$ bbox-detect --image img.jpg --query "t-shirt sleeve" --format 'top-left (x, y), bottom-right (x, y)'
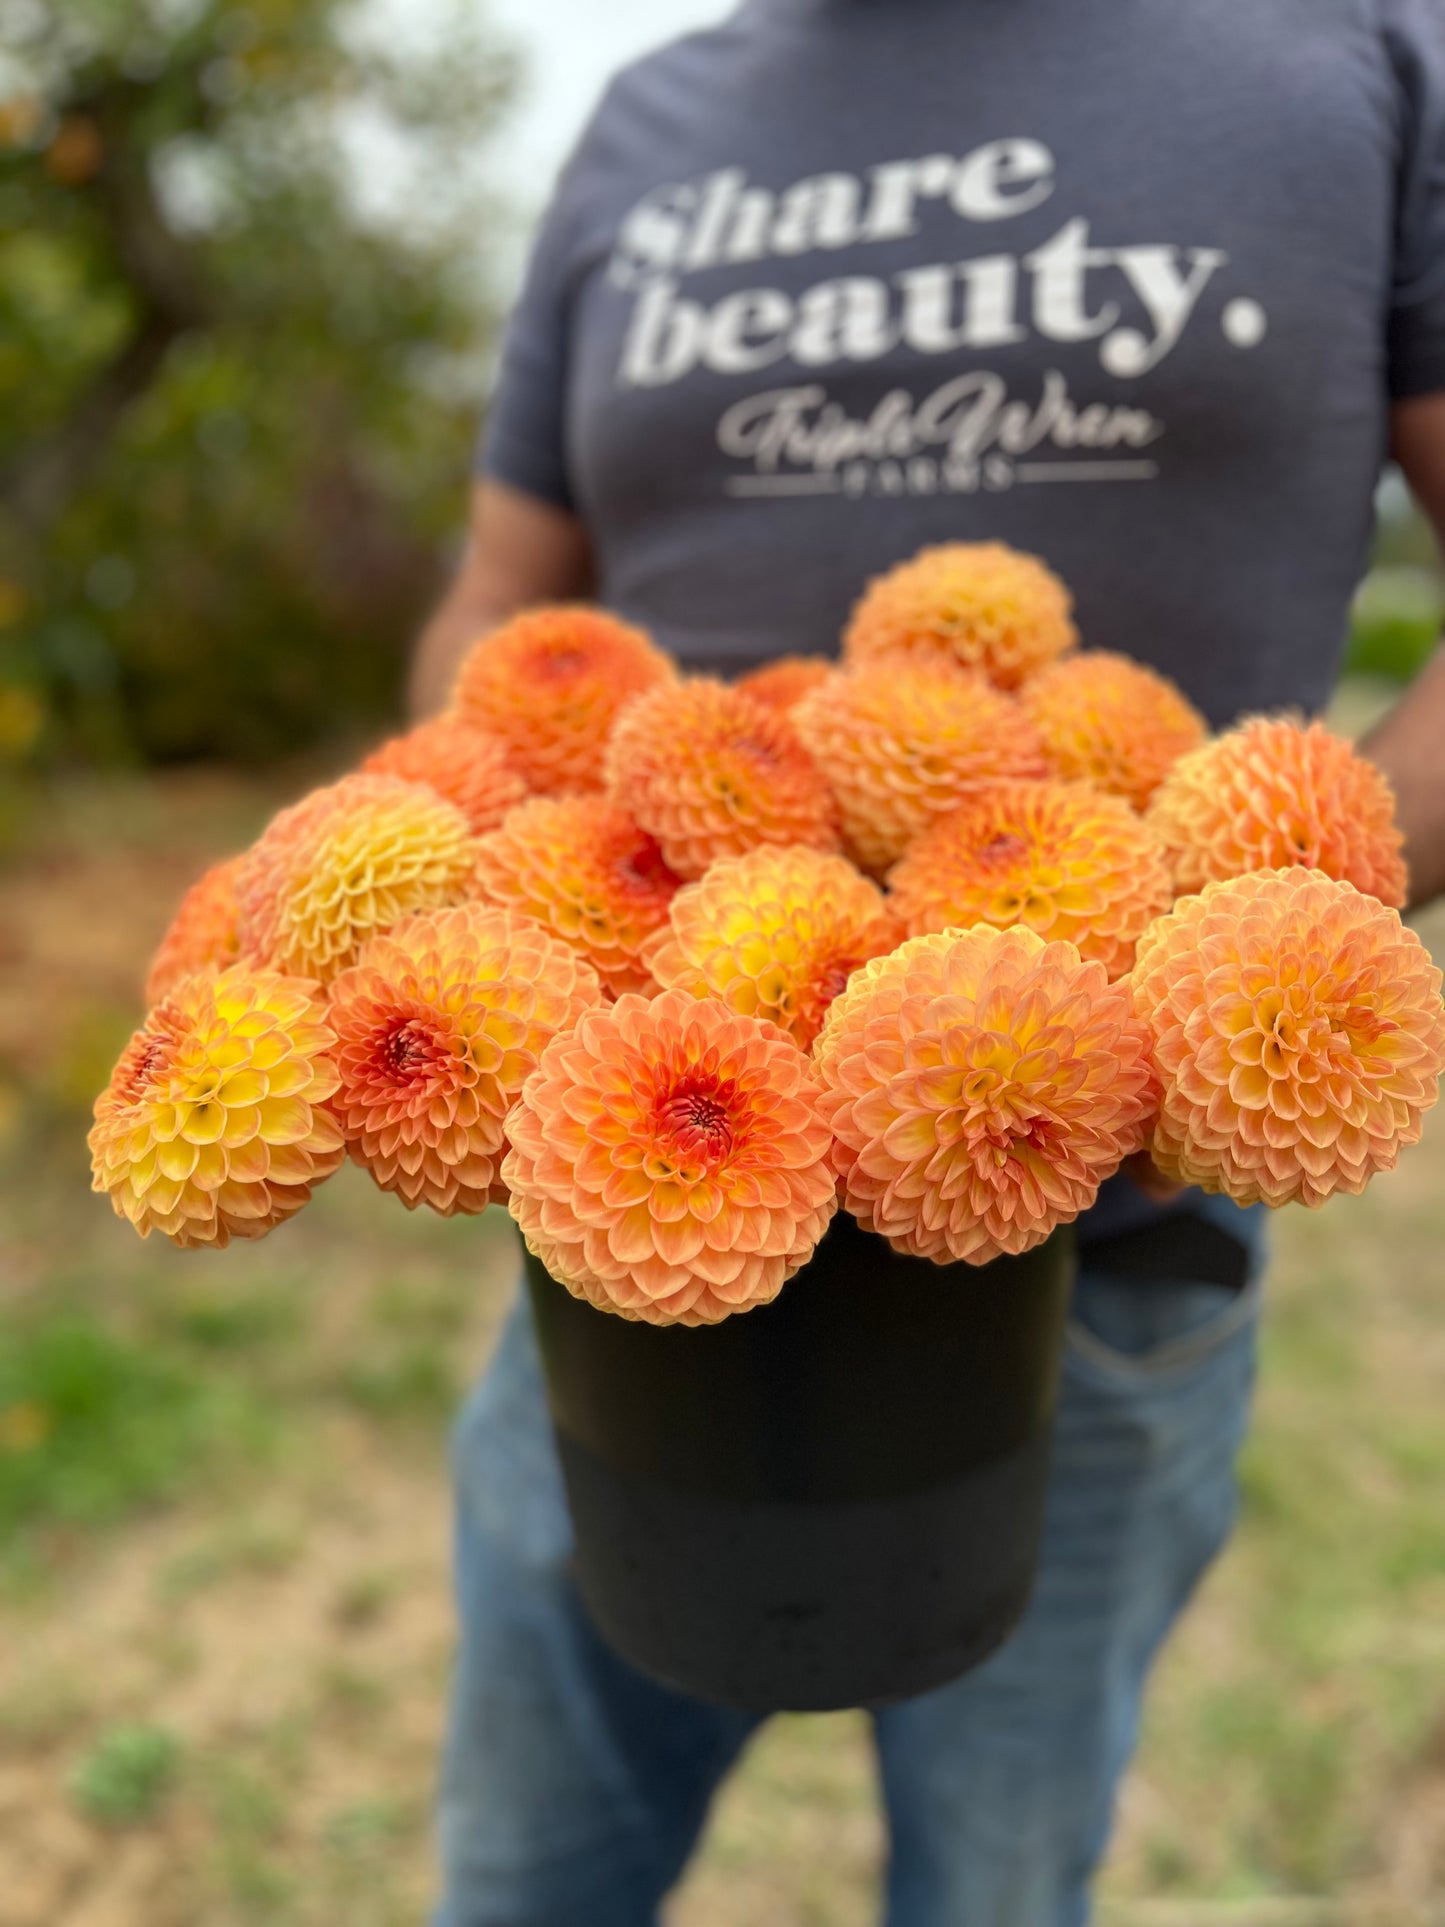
top-left (1383, 0), bottom-right (1445, 398)
top-left (477, 137), bottom-right (602, 510)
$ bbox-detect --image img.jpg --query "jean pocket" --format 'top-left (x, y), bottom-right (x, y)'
top-left (1064, 1266), bottom-right (1263, 1382)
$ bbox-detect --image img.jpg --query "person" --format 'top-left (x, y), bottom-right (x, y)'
top-left (412, 3), bottom-right (1445, 1921)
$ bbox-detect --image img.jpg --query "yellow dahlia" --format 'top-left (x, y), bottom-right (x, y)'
top-left (472, 797), bottom-right (681, 997)
top-left (604, 678), bottom-right (839, 880)
top-left (144, 856), bottom-right (244, 1005)
top-left (327, 904), bottom-right (602, 1215)
top-left (736, 656), bottom-right (835, 713)
top-left (843, 542), bottom-right (1077, 690)
top-left (792, 661), bottom-right (1048, 877)
top-left (1020, 651), bottom-right (1208, 809)
top-left (815, 926), bottom-right (1156, 1264)
top-left (235, 774), bottom-right (476, 984)
top-left (89, 967), bottom-right (343, 1248)
top-left (451, 606), bottom-right (676, 795)
top-left (362, 715), bottom-right (527, 835)
top-left (645, 845), bottom-right (900, 1049)
top-left (503, 989), bottom-right (838, 1325)
top-left (1131, 869), bottom-right (1445, 1208)
top-left (1145, 716), bottom-right (1409, 906)
top-left (886, 779), bottom-right (1173, 980)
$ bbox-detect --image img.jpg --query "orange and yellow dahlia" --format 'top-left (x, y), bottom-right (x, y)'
top-left (503, 989), bottom-right (838, 1324)
top-left (645, 844), bottom-right (899, 1048)
top-left (327, 904), bottom-right (602, 1215)
top-left (736, 656), bottom-right (835, 714)
top-left (886, 779), bottom-right (1173, 980)
top-left (1145, 716), bottom-right (1408, 906)
top-left (604, 678), bottom-right (839, 879)
top-left (1131, 869), bottom-right (1445, 1208)
top-left (472, 797), bottom-right (681, 996)
top-left (362, 715), bottom-right (527, 835)
top-left (1020, 651), bottom-right (1208, 810)
top-left (815, 926), bottom-right (1156, 1264)
top-left (89, 966), bottom-right (343, 1247)
top-left (843, 541), bottom-right (1077, 690)
top-left (792, 661), bottom-right (1048, 876)
top-left (235, 774), bottom-right (476, 984)
top-left (451, 606), bottom-right (676, 795)
top-left (144, 856), bottom-right (245, 1004)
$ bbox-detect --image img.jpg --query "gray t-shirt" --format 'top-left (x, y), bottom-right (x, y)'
top-left (481, 0), bottom-right (1445, 724)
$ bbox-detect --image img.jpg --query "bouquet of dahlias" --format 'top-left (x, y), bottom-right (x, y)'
top-left (94, 546), bottom-right (1445, 1322)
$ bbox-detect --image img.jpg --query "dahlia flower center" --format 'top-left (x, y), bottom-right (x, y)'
top-left (118, 1033), bottom-right (171, 1106)
top-left (654, 1079), bottom-right (737, 1167)
top-left (377, 1017), bottom-right (453, 1085)
top-left (538, 647), bottom-right (588, 678)
top-left (614, 839), bottom-right (677, 896)
top-left (733, 734), bottom-right (779, 770)
top-left (979, 832), bottom-right (1030, 867)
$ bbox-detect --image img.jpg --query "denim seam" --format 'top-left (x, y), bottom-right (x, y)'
top-left (1063, 1271), bottom-right (1264, 1381)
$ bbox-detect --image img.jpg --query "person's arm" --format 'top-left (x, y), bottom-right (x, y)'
top-left (408, 480), bottom-right (594, 720)
top-left (1359, 394), bottom-right (1445, 909)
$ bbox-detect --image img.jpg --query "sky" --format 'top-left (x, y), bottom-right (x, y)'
top-left (478, 0), bottom-right (732, 213)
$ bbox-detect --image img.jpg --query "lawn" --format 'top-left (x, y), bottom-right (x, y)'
top-left (1, 719), bottom-right (1443, 1926)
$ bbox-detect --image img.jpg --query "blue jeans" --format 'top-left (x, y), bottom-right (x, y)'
top-left (435, 1198), bottom-right (1264, 1927)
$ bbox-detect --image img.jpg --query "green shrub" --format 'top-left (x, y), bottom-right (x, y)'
top-left (70, 1723), bottom-right (182, 1826)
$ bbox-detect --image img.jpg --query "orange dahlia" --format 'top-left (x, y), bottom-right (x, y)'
top-left (735, 656), bottom-right (835, 714)
top-left (604, 678), bottom-right (839, 880)
top-left (815, 926), bottom-right (1156, 1264)
top-left (235, 774), bottom-right (476, 984)
top-left (1145, 716), bottom-right (1408, 906)
top-left (1131, 869), bottom-right (1445, 1208)
top-left (451, 606), bottom-right (676, 795)
top-left (472, 797), bottom-right (681, 996)
top-left (89, 966), bottom-right (343, 1247)
top-left (645, 845), bottom-right (899, 1048)
top-left (362, 715), bottom-right (527, 835)
top-left (886, 779), bottom-right (1173, 981)
top-left (792, 662), bottom-right (1048, 877)
top-left (503, 989), bottom-right (838, 1325)
top-left (843, 542), bottom-right (1077, 690)
top-left (327, 904), bottom-right (602, 1215)
top-left (1019, 651), bottom-right (1208, 810)
top-left (144, 856), bottom-right (245, 1004)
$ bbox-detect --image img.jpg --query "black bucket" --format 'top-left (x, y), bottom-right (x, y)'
top-left (526, 1211), bottom-right (1074, 1713)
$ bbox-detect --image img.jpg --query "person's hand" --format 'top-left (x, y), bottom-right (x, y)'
top-left (1121, 1150), bottom-right (1187, 1204)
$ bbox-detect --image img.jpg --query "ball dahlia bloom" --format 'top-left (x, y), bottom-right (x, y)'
top-left (736, 656), bottom-right (835, 713)
top-left (503, 989), bottom-right (838, 1325)
top-left (604, 678), bottom-right (839, 880)
top-left (144, 856), bottom-right (244, 1005)
top-left (886, 779), bottom-right (1173, 981)
top-left (792, 662), bottom-right (1048, 877)
top-left (472, 797), bottom-right (681, 997)
top-left (1019, 651), bottom-right (1208, 810)
top-left (843, 541), bottom-right (1077, 690)
top-left (89, 967), bottom-right (343, 1247)
top-left (1145, 716), bottom-right (1408, 906)
top-left (362, 715), bottom-right (527, 835)
top-left (645, 844), bottom-right (900, 1048)
top-left (327, 904), bottom-right (602, 1215)
top-left (235, 774), bottom-right (476, 984)
top-left (1131, 869), bottom-right (1445, 1208)
top-left (451, 606), bottom-right (676, 795)
top-left (815, 926), bottom-right (1156, 1264)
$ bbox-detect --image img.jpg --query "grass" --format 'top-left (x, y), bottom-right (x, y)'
top-left (0, 746), bottom-right (1443, 1924)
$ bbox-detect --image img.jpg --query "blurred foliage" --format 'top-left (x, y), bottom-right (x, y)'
top-left (0, 0), bottom-right (515, 766)
top-left (69, 1723), bottom-right (183, 1826)
top-left (1346, 562), bottom-right (1445, 684)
